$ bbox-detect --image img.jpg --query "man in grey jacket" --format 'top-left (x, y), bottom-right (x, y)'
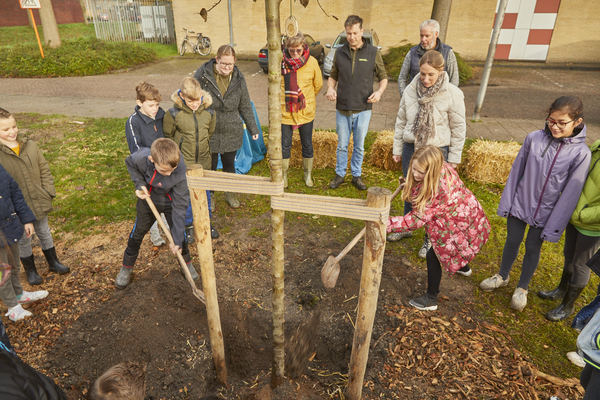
top-left (397, 19), bottom-right (459, 97)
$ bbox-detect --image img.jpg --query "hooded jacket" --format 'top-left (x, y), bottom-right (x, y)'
top-left (193, 59), bottom-right (260, 154)
top-left (570, 140), bottom-right (600, 234)
top-left (0, 349), bottom-right (68, 400)
top-left (125, 105), bottom-right (166, 153)
top-left (125, 148), bottom-right (189, 246)
top-left (498, 124), bottom-right (591, 243)
top-left (0, 164), bottom-right (36, 248)
top-left (163, 90), bottom-right (215, 170)
top-left (393, 72), bottom-right (466, 164)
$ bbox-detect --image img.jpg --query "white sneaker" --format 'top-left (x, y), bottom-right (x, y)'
top-left (150, 223), bottom-right (166, 246)
top-left (18, 290), bottom-right (49, 304)
top-left (5, 304), bottom-right (32, 322)
top-left (567, 351), bottom-right (585, 368)
top-left (480, 274), bottom-right (509, 292)
top-left (455, 266), bottom-right (472, 277)
top-left (418, 236), bottom-right (432, 259)
top-left (510, 287), bottom-right (528, 311)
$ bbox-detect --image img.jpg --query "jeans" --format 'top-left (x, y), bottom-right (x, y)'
top-left (335, 110), bottom-right (371, 177)
top-left (282, 121), bottom-right (314, 159)
top-left (401, 143), bottom-right (449, 215)
top-left (185, 191), bottom-right (211, 227)
top-left (18, 216), bottom-right (54, 257)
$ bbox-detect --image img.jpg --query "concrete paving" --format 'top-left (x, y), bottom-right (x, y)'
top-left (1, 57), bottom-right (599, 143)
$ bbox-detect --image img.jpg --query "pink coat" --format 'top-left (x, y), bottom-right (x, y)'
top-left (387, 165), bottom-right (490, 275)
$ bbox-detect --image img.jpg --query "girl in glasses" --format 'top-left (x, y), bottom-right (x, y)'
top-left (480, 96), bottom-right (591, 312)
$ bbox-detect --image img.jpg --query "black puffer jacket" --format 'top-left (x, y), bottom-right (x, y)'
top-left (193, 59), bottom-right (259, 154)
top-left (0, 164), bottom-right (36, 248)
top-left (0, 349), bottom-right (68, 400)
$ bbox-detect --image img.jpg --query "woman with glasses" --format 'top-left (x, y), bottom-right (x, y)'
top-left (480, 96), bottom-right (591, 312)
top-left (280, 32), bottom-right (323, 188)
top-left (194, 45), bottom-right (260, 209)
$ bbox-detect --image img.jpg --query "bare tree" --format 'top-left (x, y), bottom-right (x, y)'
top-left (39, 0), bottom-right (61, 48)
top-left (79, 0), bottom-right (89, 25)
top-left (431, 0), bottom-right (453, 43)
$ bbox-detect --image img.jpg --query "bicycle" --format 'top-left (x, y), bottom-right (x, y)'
top-left (179, 28), bottom-right (212, 56)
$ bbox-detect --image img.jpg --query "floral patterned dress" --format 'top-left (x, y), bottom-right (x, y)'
top-left (387, 164), bottom-right (491, 275)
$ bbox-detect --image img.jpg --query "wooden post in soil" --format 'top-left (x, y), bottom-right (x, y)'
top-left (347, 187), bottom-right (391, 399)
top-left (187, 165), bottom-right (227, 385)
top-left (264, 0), bottom-right (285, 388)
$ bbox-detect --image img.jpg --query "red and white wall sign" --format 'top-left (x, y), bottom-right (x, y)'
top-left (494, 0), bottom-right (561, 61)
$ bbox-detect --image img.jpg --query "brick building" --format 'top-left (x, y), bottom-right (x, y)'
top-left (0, 0), bottom-right (84, 27)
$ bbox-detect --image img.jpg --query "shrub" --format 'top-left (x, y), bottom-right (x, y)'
top-left (0, 37), bottom-right (157, 78)
top-left (383, 43), bottom-right (474, 85)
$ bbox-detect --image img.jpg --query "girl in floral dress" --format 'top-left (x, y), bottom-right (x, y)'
top-left (387, 146), bottom-right (491, 311)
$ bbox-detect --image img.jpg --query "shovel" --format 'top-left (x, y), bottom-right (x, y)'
top-left (321, 178), bottom-right (405, 289)
top-left (145, 196), bottom-right (206, 305)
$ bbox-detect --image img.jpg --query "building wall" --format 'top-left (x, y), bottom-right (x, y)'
top-left (547, 0), bottom-right (600, 62)
top-left (171, 0), bottom-right (599, 63)
top-left (0, 0), bottom-right (84, 27)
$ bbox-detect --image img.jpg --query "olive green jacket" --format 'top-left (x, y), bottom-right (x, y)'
top-left (163, 90), bottom-right (216, 170)
top-left (0, 136), bottom-right (55, 220)
top-left (571, 140), bottom-right (600, 234)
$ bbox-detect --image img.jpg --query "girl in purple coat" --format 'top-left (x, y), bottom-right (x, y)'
top-left (480, 96), bottom-right (591, 311)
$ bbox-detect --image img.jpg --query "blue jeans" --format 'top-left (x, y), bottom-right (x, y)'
top-left (335, 110), bottom-right (372, 177)
top-left (401, 143), bottom-right (449, 215)
top-left (185, 190), bottom-right (212, 227)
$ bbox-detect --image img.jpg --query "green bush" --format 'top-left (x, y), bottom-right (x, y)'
top-left (0, 37), bottom-right (157, 78)
top-left (383, 43), bottom-right (474, 85)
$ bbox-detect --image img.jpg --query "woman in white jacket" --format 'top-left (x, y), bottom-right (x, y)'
top-left (389, 50), bottom-right (466, 258)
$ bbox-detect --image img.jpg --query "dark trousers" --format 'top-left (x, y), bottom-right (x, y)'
top-left (498, 216), bottom-right (544, 289)
top-left (123, 198), bottom-right (190, 267)
top-left (281, 121), bottom-right (314, 159)
top-left (563, 223), bottom-right (600, 287)
top-left (581, 364), bottom-right (600, 400)
top-left (211, 151), bottom-right (237, 174)
top-left (401, 143), bottom-right (449, 215)
top-left (426, 247), bottom-right (469, 297)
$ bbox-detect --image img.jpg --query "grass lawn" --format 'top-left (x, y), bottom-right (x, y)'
top-left (15, 112), bottom-right (594, 383)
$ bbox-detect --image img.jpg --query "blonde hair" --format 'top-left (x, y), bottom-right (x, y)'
top-left (179, 77), bottom-right (202, 101)
top-left (419, 50), bottom-right (445, 71)
top-left (401, 146), bottom-right (444, 214)
top-left (86, 362), bottom-right (146, 400)
top-left (285, 32), bottom-right (307, 48)
top-left (150, 138), bottom-right (180, 168)
top-left (135, 82), bottom-right (161, 103)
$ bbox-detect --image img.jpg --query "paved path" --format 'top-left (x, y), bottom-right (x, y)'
top-left (1, 58), bottom-right (598, 143)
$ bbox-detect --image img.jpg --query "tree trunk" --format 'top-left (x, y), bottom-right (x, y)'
top-left (431, 0), bottom-right (453, 43)
top-left (39, 0), bottom-right (61, 48)
top-left (79, 0), bottom-right (89, 25)
top-left (264, 0), bottom-right (285, 389)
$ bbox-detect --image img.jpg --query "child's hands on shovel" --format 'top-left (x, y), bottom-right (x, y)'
top-left (135, 186), bottom-right (150, 199)
top-left (169, 244), bottom-right (181, 255)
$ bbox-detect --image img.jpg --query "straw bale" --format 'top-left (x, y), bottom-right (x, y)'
top-left (369, 130), bottom-right (402, 171)
top-left (460, 139), bottom-right (521, 185)
top-left (289, 130), bottom-right (353, 169)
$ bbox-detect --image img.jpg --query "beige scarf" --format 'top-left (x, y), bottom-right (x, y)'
top-left (412, 71), bottom-right (446, 148)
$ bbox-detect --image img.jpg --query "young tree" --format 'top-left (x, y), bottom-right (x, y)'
top-left (431, 0), bottom-right (452, 43)
top-left (39, 0), bottom-right (61, 48)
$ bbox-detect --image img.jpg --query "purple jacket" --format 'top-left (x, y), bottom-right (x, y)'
top-left (498, 124), bottom-right (591, 243)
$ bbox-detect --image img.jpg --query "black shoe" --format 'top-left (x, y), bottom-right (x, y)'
top-left (409, 294), bottom-right (438, 311)
top-left (21, 255), bottom-right (43, 285)
top-left (538, 270), bottom-right (572, 300)
top-left (329, 174), bottom-right (345, 189)
top-left (42, 247), bottom-right (70, 274)
top-left (351, 176), bottom-right (367, 190)
top-left (545, 284), bottom-right (585, 322)
top-left (211, 224), bottom-right (220, 239)
top-left (185, 225), bottom-right (195, 244)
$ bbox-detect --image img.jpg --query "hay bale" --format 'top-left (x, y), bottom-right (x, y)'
top-left (289, 130), bottom-right (352, 169)
top-left (460, 139), bottom-right (521, 184)
top-left (369, 130), bottom-right (402, 171)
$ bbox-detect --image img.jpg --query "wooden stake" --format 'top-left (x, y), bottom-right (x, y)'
top-left (187, 165), bottom-right (227, 385)
top-left (29, 9), bottom-right (44, 58)
top-left (346, 187), bottom-right (391, 400)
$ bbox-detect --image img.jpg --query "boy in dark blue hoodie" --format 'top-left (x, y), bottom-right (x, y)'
top-left (115, 139), bottom-right (197, 289)
top-left (125, 82), bottom-right (168, 246)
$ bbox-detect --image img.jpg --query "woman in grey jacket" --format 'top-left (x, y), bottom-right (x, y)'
top-left (193, 45), bottom-right (260, 209)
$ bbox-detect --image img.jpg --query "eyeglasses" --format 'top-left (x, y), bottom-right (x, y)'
top-left (288, 48), bottom-right (303, 54)
top-left (218, 61), bottom-right (234, 68)
top-left (546, 117), bottom-right (576, 129)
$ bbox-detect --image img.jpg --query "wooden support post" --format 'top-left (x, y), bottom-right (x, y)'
top-left (187, 165), bottom-right (227, 385)
top-left (347, 187), bottom-right (391, 399)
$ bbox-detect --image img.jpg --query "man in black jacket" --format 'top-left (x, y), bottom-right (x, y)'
top-left (326, 15), bottom-right (388, 191)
